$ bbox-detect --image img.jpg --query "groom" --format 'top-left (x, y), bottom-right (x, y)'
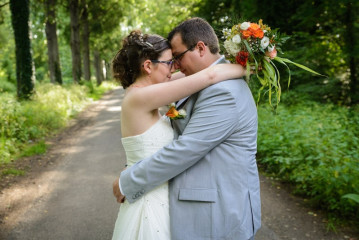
top-left (113, 17), bottom-right (261, 240)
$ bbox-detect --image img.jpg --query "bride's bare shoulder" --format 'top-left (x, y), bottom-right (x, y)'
top-left (122, 87), bottom-right (140, 105)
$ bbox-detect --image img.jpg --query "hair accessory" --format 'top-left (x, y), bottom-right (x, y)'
top-left (144, 42), bottom-right (153, 48)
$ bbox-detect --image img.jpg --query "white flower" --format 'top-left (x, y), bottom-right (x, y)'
top-left (232, 34), bottom-right (241, 44)
top-left (240, 22), bottom-right (250, 30)
top-left (260, 36), bottom-right (270, 49)
top-left (169, 102), bottom-right (176, 107)
top-left (178, 109), bottom-right (187, 117)
top-left (222, 28), bottom-right (231, 38)
top-left (224, 40), bottom-right (240, 56)
top-left (268, 45), bottom-right (275, 52)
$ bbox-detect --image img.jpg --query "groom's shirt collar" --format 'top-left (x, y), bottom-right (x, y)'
top-left (211, 55), bottom-right (225, 66)
top-left (176, 55), bottom-right (226, 108)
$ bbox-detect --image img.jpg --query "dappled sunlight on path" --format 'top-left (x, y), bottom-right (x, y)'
top-left (0, 88), bottom-right (126, 239)
top-left (0, 87), bottom-right (357, 240)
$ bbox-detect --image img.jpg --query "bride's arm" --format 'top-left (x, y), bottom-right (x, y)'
top-left (170, 71), bottom-right (186, 81)
top-left (126, 64), bottom-right (245, 111)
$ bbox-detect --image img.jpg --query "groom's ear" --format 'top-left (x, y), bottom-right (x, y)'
top-left (197, 41), bottom-right (207, 57)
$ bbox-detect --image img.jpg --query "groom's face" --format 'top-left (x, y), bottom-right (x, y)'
top-left (170, 33), bottom-right (197, 76)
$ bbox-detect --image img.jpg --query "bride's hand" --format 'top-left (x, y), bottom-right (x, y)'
top-left (113, 176), bottom-right (126, 203)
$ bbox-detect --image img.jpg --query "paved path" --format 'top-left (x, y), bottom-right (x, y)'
top-left (0, 88), bottom-right (356, 240)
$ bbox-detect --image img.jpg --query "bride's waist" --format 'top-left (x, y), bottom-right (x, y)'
top-left (142, 182), bottom-right (169, 199)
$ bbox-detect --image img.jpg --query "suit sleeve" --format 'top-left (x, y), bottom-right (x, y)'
top-left (120, 84), bottom-right (240, 203)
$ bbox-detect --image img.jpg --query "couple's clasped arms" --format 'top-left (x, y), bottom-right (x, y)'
top-left (111, 17), bottom-right (261, 240)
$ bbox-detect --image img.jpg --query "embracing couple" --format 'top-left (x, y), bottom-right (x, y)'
top-left (111, 17), bottom-right (261, 240)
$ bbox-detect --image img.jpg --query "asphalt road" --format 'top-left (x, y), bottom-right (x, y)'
top-left (1, 87), bottom-right (355, 240)
top-left (3, 88), bottom-right (126, 239)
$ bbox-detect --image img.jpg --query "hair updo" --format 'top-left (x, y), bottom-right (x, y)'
top-left (112, 30), bottom-right (171, 89)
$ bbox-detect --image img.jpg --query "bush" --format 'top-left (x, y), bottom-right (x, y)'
top-left (257, 101), bottom-right (359, 222)
top-left (0, 81), bottom-right (117, 164)
top-left (0, 80), bottom-right (16, 93)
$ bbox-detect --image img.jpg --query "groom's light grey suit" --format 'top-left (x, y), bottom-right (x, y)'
top-left (120, 60), bottom-right (261, 240)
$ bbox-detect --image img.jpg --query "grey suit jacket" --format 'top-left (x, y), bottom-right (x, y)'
top-left (121, 61), bottom-right (261, 240)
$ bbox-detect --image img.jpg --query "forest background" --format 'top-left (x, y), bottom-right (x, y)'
top-left (0, 0), bottom-right (358, 229)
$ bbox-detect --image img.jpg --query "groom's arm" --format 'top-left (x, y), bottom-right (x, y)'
top-left (120, 83), bottom-right (240, 203)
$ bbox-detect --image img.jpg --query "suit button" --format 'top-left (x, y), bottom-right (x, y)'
top-left (132, 194), bottom-right (136, 199)
top-left (140, 189), bottom-right (145, 194)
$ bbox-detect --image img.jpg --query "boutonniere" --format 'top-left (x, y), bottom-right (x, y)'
top-left (166, 103), bottom-right (187, 120)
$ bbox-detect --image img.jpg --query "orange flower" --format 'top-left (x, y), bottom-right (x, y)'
top-left (241, 30), bottom-right (251, 39)
top-left (166, 106), bottom-right (179, 118)
top-left (252, 29), bottom-right (264, 38)
top-left (249, 23), bottom-right (260, 31)
top-left (247, 23), bottom-right (264, 39)
top-left (241, 23), bottom-right (264, 39)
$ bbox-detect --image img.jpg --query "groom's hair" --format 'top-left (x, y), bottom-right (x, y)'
top-left (168, 17), bottom-right (219, 54)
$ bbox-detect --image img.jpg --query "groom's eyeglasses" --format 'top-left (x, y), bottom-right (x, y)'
top-left (151, 60), bottom-right (174, 68)
top-left (173, 44), bottom-right (197, 64)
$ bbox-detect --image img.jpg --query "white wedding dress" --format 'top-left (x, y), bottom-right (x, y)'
top-left (112, 115), bottom-right (174, 240)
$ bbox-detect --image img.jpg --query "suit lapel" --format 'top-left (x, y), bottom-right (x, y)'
top-left (172, 92), bottom-right (198, 138)
top-left (172, 56), bottom-right (229, 137)
top-left (176, 97), bottom-right (189, 109)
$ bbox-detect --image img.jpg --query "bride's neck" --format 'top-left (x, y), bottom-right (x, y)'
top-left (130, 75), bottom-right (152, 88)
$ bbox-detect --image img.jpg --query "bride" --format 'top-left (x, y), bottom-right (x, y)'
top-left (111, 30), bottom-right (246, 240)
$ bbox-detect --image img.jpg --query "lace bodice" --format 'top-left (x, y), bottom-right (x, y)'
top-left (121, 116), bottom-right (174, 167)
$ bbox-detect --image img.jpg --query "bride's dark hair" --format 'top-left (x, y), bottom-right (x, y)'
top-left (112, 30), bottom-right (171, 89)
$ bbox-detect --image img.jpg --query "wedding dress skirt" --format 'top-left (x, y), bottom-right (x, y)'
top-left (112, 116), bottom-right (174, 240)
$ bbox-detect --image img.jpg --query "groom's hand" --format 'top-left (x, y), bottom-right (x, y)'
top-left (113, 177), bottom-right (126, 203)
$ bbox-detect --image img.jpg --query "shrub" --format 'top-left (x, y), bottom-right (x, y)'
top-left (0, 82), bottom-right (117, 164)
top-left (0, 80), bottom-right (16, 93)
top-left (257, 101), bottom-right (359, 222)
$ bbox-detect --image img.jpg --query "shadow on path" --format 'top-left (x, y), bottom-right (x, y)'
top-left (0, 88), bottom-right (357, 240)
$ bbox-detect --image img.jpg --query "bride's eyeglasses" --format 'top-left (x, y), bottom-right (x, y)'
top-left (151, 60), bottom-right (174, 68)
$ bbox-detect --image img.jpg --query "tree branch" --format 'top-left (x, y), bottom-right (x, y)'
top-left (0, 2), bottom-right (10, 8)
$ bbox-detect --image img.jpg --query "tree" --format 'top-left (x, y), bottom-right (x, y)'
top-left (45, 0), bottom-right (62, 84)
top-left (93, 50), bottom-right (103, 85)
top-left (10, 0), bottom-right (35, 100)
top-left (88, 0), bottom-right (123, 85)
top-left (80, 0), bottom-right (90, 81)
top-left (69, 0), bottom-right (81, 83)
top-left (290, 0), bottom-right (359, 104)
top-left (344, 1), bottom-right (358, 104)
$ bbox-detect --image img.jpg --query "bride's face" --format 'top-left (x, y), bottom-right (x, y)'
top-left (151, 49), bottom-right (174, 84)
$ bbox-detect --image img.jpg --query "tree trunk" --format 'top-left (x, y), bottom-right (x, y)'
top-left (345, 2), bottom-right (358, 104)
top-left (69, 0), bottom-right (81, 83)
top-left (45, 0), bottom-right (62, 85)
top-left (104, 61), bottom-right (111, 80)
top-left (10, 0), bottom-right (34, 100)
top-left (94, 50), bottom-right (103, 86)
top-left (81, 0), bottom-right (91, 81)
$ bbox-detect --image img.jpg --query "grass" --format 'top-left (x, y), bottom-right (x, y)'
top-left (0, 80), bottom-right (117, 166)
top-left (2, 168), bottom-right (25, 176)
top-left (20, 140), bottom-right (48, 157)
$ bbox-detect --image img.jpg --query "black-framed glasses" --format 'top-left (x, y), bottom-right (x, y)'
top-left (151, 60), bottom-right (174, 68)
top-left (173, 44), bottom-right (197, 64)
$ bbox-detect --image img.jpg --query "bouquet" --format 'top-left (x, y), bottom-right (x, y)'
top-left (222, 20), bottom-right (323, 105)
